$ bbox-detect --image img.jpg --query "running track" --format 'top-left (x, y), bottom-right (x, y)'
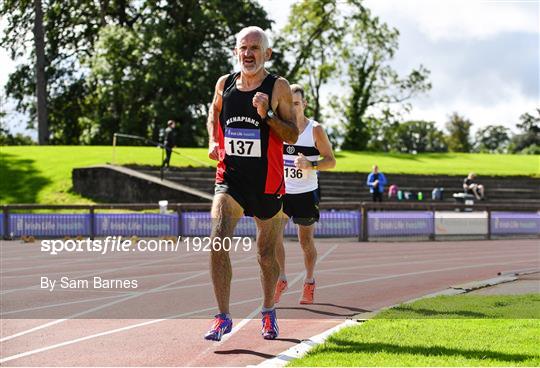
top-left (1, 238), bottom-right (538, 366)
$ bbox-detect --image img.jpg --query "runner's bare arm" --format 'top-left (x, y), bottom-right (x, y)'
top-left (313, 122), bottom-right (336, 170)
top-left (268, 78), bottom-right (299, 144)
top-left (207, 75), bottom-right (228, 160)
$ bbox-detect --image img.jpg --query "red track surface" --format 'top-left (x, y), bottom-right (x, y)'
top-left (1, 238), bottom-right (538, 366)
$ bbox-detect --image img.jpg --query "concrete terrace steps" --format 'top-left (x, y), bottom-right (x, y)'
top-left (318, 178), bottom-right (538, 190)
top-left (123, 165), bottom-right (540, 203)
top-left (72, 165), bottom-right (213, 203)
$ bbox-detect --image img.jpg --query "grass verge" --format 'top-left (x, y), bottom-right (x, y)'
top-left (289, 294), bottom-right (540, 367)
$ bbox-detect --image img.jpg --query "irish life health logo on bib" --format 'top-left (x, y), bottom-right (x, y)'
top-left (224, 128), bottom-right (262, 157)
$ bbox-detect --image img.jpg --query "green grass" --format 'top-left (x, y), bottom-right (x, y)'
top-left (289, 294), bottom-right (540, 367)
top-left (0, 146), bottom-right (214, 204)
top-left (0, 146), bottom-right (538, 204)
top-left (334, 151), bottom-right (539, 176)
top-left (376, 294), bottom-right (540, 319)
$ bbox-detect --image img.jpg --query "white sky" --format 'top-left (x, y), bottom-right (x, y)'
top-left (1, 0), bottom-right (539, 137)
top-left (260, 0), bottom-right (540, 132)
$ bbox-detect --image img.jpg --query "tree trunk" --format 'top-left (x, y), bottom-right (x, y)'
top-left (34, 0), bottom-right (48, 144)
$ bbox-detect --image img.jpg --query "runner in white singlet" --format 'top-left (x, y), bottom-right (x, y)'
top-left (274, 83), bottom-right (336, 305)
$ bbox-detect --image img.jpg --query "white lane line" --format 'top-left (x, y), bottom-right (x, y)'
top-left (0, 253), bottom-right (254, 343)
top-left (2, 293), bottom-right (136, 316)
top-left (1, 257), bottom-right (112, 274)
top-left (184, 244), bottom-right (348, 367)
top-left (0, 258), bottom-right (219, 277)
top-left (283, 260), bottom-right (535, 296)
top-left (222, 244), bottom-right (340, 342)
top-left (0, 270), bottom-right (206, 343)
top-left (0, 258), bottom-right (532, 364)
top-left (256, 320), bottom-right (358, 367)
top-left (314, 252), bottom-right (540, 275)
top-left (0, 294), bottom-right (265, 364)
top-left (0, 251), bottom-right (200, 295)
top-left (2, 259), bottom-right (300, 316)
top-left (1, 258), bottom-right (309, 280)
top-left (1, 275), bottom-right (260, 316)
top-left (2, 251), bottom-right (532, 317)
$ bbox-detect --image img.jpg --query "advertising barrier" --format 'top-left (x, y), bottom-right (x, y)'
top-left (1, 208), bottom-right (538, 239)
top-left (435, 211), bottom-right (488, 236)
top-left (8, 214), bottom-right (90, 238)
top-left (368, 211), bottom-right (433, 238)
top-left (491, 211), bottom-right (540, 235)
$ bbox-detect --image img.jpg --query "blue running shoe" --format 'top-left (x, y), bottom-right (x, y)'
top-left (261, 309), bottom-right (279, 340)
top-left (204, 313), bottom-right (233, 341)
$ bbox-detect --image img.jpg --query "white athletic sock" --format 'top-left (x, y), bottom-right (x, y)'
top-left (304, 278), bottom-right (315, 284)
top-left (279, 275), bottom-right (288, 282)
top-left (261, 306), bottom-right (275, 313)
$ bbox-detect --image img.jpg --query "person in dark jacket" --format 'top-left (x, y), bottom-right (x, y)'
top-left (162, 120), bottom-right (176, 168)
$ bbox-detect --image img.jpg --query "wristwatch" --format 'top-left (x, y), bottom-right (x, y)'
top-left (311, 161), bottom-right (319, 170)
top-left (265, 109), bottom-right (275, 122)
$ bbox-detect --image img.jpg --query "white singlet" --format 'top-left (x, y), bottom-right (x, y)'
top-left (283, 119), bottom-right (320, 194)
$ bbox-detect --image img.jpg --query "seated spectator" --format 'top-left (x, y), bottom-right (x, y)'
top-left (463, 172), bottom-right (485, 200)
top-left (388, 184), bottom-right (398, 199)
top-left (367, 164), bottom-right (387, 202)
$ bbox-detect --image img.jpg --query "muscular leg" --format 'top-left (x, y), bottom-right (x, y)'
top-left (297, 224), bottom-right (317, 280)
top-left (210, 193), bottom-right (243, 314)
top-left (254, 213), bottom-right (283, 309)
top-left (275, 213), bottom-right (289, 278)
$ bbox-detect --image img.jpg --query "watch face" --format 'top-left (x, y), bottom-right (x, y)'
top-left (267, 109), bottom-right (274, 118)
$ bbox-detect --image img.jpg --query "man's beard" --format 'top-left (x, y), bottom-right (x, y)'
top-left (239, 59), bottom-right (264, 76)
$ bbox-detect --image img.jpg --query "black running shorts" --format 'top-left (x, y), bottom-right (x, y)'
top-left (215, 183), bottom-right (282, 219)
top-left (283, 189), bottom-right (320, 226)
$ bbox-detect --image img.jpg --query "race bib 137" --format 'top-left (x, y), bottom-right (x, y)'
top-left (225, 128), bottom-right (261, 157)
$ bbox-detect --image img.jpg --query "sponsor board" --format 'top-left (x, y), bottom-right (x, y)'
top-left (9, 214), bottom-right (90, 237)
top-left (491, 211), bottom-right (540, 235)
top-left (95, 214), bottom-right (177, 237)
top-left (435, 211), bottom-right (488, 235)
top-left (368, 211), bottom-right (433, 237)
top-left (182, 210), bottom-right (360, 237)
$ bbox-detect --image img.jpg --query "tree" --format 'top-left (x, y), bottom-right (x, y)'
top-left (509, 109), bottom-right (540, 154)
top-left (445, 112), bottom-right (472, 152)
top-left (83, 25), bottom-right (147, 143)
top-left (272, 0), bottom-right (342, 121)
top-left (0, 91), bottom-right (6, 123)
top-left (33, 0), bottom-right (48, 144)
top-left (1, 1), bottom-right (272, 146)
top-left (390, 120), bottom-right (447, 153)
top-left (272, 0), bottom-right (431, 149)
top-left (366, 118), bottom-right (447, 153)
top-left (338, 1), bottom-right (431, 150)
top-left (0, 92), bottom-right (34, 145)
top-left (0, 125), bottom-right (35, 145)
top-left (364, 116), bottom-right (395, 152)
top-left (1, 1), bottom-right (144, 144)
top-left (474, 125), bottom-right (510, 153)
